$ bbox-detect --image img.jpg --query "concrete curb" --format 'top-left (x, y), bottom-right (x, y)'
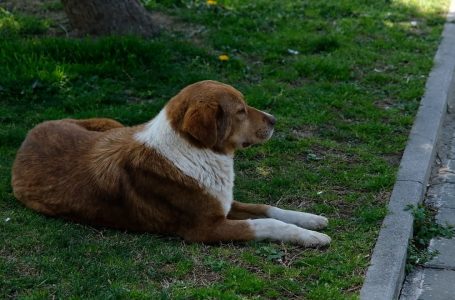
top-left (360, 2), bottom-right (455, 299)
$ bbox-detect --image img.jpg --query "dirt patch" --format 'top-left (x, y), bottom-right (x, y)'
top-left (374, 99), bottom-right (394, 110)
top-left (298, 143), bottom-right (360, 164)
top-left (1, 0), bottom-right (207, 40)
top-left (271, 195), bottom-right (314, 210)
top-left (1, 0), bottom-right (69, 35)
top-left (183, 261), bottom-right (222, 287)
top-left (382, 152), bottom-right (402, 167)
top-left (290, 125), bottom-right (317, 139)
top-left (374, 189), bottom-right (391, 204)
top-left (0, 248), bottom-right (41, 278)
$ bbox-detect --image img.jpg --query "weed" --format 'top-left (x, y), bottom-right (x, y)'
top-left (405, 204), bottom-right (454, 272)
top-left (255, 245), bottom-right (285, 262)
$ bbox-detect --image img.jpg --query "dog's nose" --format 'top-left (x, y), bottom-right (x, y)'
top-left (265, 115), bottom-right (276, 126)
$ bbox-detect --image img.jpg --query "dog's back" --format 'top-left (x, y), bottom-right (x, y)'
top-left (12, 120), bottom-right (101, 214)
top-left (11, 119), bottom-right (137, 228)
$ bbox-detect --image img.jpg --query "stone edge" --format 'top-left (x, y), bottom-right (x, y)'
top-left (360, 2), bottom-right (455, 299)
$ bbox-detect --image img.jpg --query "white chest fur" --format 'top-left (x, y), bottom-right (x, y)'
top-left (134, 109), bottom-right (234, 215)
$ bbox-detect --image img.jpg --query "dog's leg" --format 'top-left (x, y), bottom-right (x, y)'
top-left (182, 219), bottom-right (330, 247)
top-left (266, 206), bottom-right (328, 230)
top-left (227, 201), bottom-right (270, 220)
top-left (63, 118), bottom-right (124, 132)
top-left (227, 201), bottom-right (328, 230)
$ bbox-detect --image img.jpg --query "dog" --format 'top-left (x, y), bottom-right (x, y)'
top-left (12, 80), bottom-right (330, 247)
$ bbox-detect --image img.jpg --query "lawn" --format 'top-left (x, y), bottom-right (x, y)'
top-left (0, 0), bottom-right (450, 299)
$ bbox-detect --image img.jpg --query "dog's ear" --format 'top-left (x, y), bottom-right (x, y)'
top-left (216, 105), bottom-right (231, 144)
top-left (182, 102), bottom-right (219, 148)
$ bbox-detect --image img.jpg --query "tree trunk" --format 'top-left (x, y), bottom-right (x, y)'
top-left (61, 0), bottom-right (160, 37)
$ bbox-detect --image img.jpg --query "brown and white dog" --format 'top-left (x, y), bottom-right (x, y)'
top-left (12, 80), bottom-right (330, 247)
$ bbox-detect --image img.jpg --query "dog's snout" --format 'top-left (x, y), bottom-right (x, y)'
top-left (265, 115), bottom-right (276, 126)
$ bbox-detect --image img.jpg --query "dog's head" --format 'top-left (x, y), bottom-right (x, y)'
top-left (166, 80), bottom-right (276, 154)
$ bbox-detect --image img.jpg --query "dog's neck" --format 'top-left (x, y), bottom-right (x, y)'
top-left (134, 109), bottom-right (234, 215)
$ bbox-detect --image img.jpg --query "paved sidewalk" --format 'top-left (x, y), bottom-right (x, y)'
top-left (400, 81), bottom-right (455, 299)
top-left (360, 2), bottom-right (455, 297)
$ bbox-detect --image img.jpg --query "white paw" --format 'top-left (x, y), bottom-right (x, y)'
top-left (249, 219), bottom-right (331, 248)
top-left (300, 230), bottom-right (331, 248)
top-left (300, 215), bottom-right (328, 230)
top-left (268, 207), bottom-right (329, 230)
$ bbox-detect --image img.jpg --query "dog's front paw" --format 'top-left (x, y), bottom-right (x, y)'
top-left (288, 213), bottom-right (329, 230)
top-left (303, 215), bottom-right (328, 230)
top-left (268, 207), bottom-right (329, 230)
top-left (300, 230), bottom-right (331, 248)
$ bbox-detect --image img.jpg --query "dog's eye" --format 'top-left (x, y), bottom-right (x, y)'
top-left (237, 109), bottom-right (246, 115)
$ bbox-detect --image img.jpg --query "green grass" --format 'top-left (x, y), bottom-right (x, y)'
top-left (0, 0), bottom-right (450, 298)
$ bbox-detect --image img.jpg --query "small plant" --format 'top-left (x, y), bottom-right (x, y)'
top-left (255, 245), bottom-right (284, 262)
top-left (204, 257), bottom-right (227, 272)
top-left (405, 204), bottom-right (454, 272)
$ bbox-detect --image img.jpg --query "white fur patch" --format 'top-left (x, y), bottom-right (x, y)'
top-left (134, 109), bottom-right (234, 215)
top-left (247, 218), bottom-right (331, 247)
top-left (267, 207), bottom-right (328, 230)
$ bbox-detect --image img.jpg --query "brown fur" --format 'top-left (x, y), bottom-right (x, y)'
top-left (11, 80), bottom-right (276, 243)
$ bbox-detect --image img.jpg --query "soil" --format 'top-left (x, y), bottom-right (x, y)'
top-left (0, 0), bottom-right (205, 39)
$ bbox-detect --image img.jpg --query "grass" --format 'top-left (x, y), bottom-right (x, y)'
top-left (0, 0), bottom-right (450, 298)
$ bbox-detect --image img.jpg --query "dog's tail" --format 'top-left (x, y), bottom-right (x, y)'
top-left (63, 118), bottom-right (124, 132)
